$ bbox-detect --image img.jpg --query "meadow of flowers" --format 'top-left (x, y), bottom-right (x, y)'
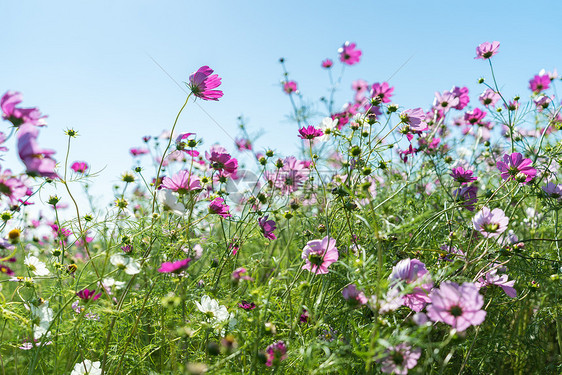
top-left (0, 41), bottom-right (561, 374)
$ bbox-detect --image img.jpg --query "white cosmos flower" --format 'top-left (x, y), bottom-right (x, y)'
top-left (157, 189), bottom-right (187, 216)
top-left (30, 301), bottom-right (54, 340)
top-left (195, 295), bottom-right (230, 324)
top-left (110, 254), bottom-right (141, 275)
top-left (102, 277), bottom-right (126, 290)
top-left (24, 255), bottom-right (50, 276)
top-left (70, 359), bottom-right (102, 375)
top-left (317, 117), bottom-right (339, 142)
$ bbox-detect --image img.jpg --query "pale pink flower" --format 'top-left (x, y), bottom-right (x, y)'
top-left (378, 343), bottom-right (421, 374)
top-left (475, 41), bottom-right (500, 59)
top-left (479, 89), bottom-right (501, 107)
top-left (387, 258), bottom-right (433, 312)
top-left (400, 108), bottom-right (428, 132)
top-left (472, 207), bottom-right (509, 238)
top-left (427, 282), bottom-right (486, 332)
top-left (161, 170), bottom-right (201, 194)
top-left (476, 269), bottom-right (516, 298)
top-left (301, 236), bottom-right (338, 274)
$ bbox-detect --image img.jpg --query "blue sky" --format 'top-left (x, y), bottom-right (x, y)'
top-left (2, 0), bottom-right (561, 215)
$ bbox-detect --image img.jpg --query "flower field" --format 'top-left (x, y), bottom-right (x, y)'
top-left (0, 41), bottom-right (561, 374)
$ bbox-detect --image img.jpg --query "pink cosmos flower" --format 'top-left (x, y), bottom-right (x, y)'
top-left (321, 59), bottom-right (333, 68)
top-left (439, 245), bottom-right (466, 262)
top-left (235, 138), bottom-right (252, 151)
top-left (400, 108), bottom-right (428, 132)
top-left (282, 81), bottom-right (297, 94)
top-left (206, 145), bottom-right (238, 177)
top-left (76, 288), bottom-right (102, 302)
top-left (265, 341), bottom-right (287, 367)
top-left (302, 236), bottom-right (338, 275)
top-left (17, 124), bottom-right (58, 178)
top-left (158, 258), bottom-right (192, 273)
top-left (371, 82), bottom-right (394, 103)
top-left (378, 343), bottom-right (421, 374)
top-left (529, 74), bottom-right (550, 93)
top-left (298, 125), bottom-right (323, 140)
top-left (450, 166), bottom-right (477, 184)
top-left (475, 41), bottom-right (500, 60)
top-left (476, 269), bottom-right (516, 298)
top-left (238, 300), bottom-right (256, 310)
top-left (496, 152), bottom-right (536, 184)
top-left (452, 185), bottom-right (478, 211)
top-left (451, 86), bottom-right (470, 110)
top-left (433, 91), bottom-right (460, 113)
top-left (187, 66), bottom-right (223, 101)
top-left (338, 42), bottom-right (362, 65)
top-left (161, 170), bottom-right (201, 194)
top-left (129, 147), bottom-right (149, 156)
top-left (427, 282), bottom-right (486, 332)
top-left (0, 167), bottom-right (28, 204)
top-left (342, 284), bottom-right (368, 307)
top-left (232, 267), bottom-right (254, 281)
top-left (209, 197), bottom-right (231, 218)
top-left (1, 91), bottom-right (47, 127)
top-left (387, 258), bottom-right (433, 312)
top-left (464, 108), bottom-right (486, 125)
top-left (479, 89), bottom-right (501, 107)
top-left (71, 161), bottom-right (88, 174)
top-left (472, 207), bottom-right (509, 238)
top-left (265, 156), bottom-right (310, 194)
top-left (258, 215), bottom-right (277, 240)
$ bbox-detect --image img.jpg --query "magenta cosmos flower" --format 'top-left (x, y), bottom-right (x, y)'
top-left (427, 282), bottom-right (486, 332)
top-left (258, 215), bottom-right (277, 240)
top-left (187, 66), bottom-right (223, 101)
top-left (265, 341), bottom-right (287, 367)
top-left (378, 343), bottom-right (422, 374)
top-left (282, 81), bottom-right (297, 94)
top-left (209, 197), bottom-right (231, 218)
top-left (321, 58), bottom-right (333, 68)
top-left (450, 166), bottom-right (477, 184)
top-left (475, 41), bottom-right (500, 59)
top-left (472, 207), bottom-right (509, 238)
top-left (302, 236), bottom-right (338, 274)
top-left (338, 42), bottom-right (362, 65)
top-left (451, 86), bottom-right (470, 110)
top-left (529, 74), bottom-right (550, 94)
top-left (206, 145), bottom-right (238, 177)
top-left (371, 82), bottom-right (394, 103)
top-left (298, 125), bottom-right (324, 140)
top-left (70, 161), bottom-right (88, 174)
top-left (453, 185), bottom-right (478, 211)
top-left (496, 152), bottom-right (536, 184)
top-left (158, 258), bottom-right (191, 273)
top-left (76, 288), bottom-right (102, 302)
top-left (161, 170), bottom-right (201, 194)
